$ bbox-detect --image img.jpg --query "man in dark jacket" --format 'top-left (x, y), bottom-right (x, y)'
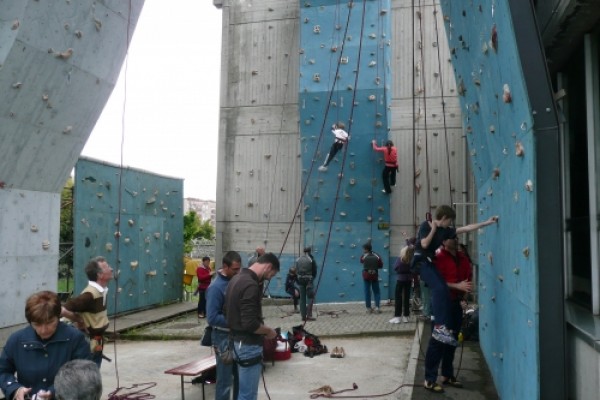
top-left (295, 246), bottom-right (318, 321)
top-left (224, 253), bottom-right (280, 400)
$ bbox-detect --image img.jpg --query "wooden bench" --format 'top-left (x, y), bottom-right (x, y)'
top-left (164, 354), bottom-right (217, 400)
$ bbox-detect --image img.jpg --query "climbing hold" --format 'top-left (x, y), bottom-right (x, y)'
top-left (490, 24), bottom-right (498, 52)
top-left (492, 168), bottom-right (500, 179)
top-left (12, 82), bottom-right (22, 89)
top-left (525, 179), bottom-right (533, 191)
top-left (489, 125), bottom-right (495, 133)
top-left (55, 48), bottom-right (73, 59)
top-left (313, 73), bottom-right (320, 82)
top-left (368, 94), bottom-right (376, 101)
top-left (105, 243), bottom-right (112, 252)
top-left (128, 219), bottom-right (135, 226)
top-left (42, 240), bottom-right (50, 250)
top-left (331, 46), bottom-right (337, 52)
top-left (146, 270), bottom-right (157, 277)
top-left (11, 19), bottom-right (20, 30)
top-left (367, 216), bottom-right (373, 222)
top-left (415, 182), bottom-right (422, 193)
top-left (513, 268), bottom-right (520, 275)
top-left (515, 141), bottom-right (525, 157)
top-left (457, 79), bottom-right (466, 96)
top-left (497, 275), bottom-right (504, 282)
top-left (75, 30), bottom-right (83, 39)
top-left (313, 25), bottom-right (320, 34)
top-left (369, 33), bottom-right (376, 39)
top-left (368, 61), bottom-right (377, 67)
top-left (522, 247), bottom-right (530, 258)
top-left (487, 252), bottom-right (493, 265)
top-left (341, 56), bottom-right (349, 64)
top-left (503, 84), bottom-right (512, 103)
top-left (30, 225), bottom-right (39, 232)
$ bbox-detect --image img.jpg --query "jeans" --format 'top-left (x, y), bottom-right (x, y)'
top-left (363, 279), bottom-right (381, 309)
top-left (419, 261), bottom-right (450, 326)
top-left (198, 290), bottom-right (207, 315)
top-left (394, 280), bottom-right (411, 317)
top-left (382, 166), bottom-right (397, 193)
top-left (232, 340), bottom-right (263, 400)
top-left (298, 279), bottom-right (313, 319)
top-left (213, 330), bottom-right (238, 400)
top-left (91, 351), bottom-right (103, 368)
top-left (425, 300), bottom-right (463, 382)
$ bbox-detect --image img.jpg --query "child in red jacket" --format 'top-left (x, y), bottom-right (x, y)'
top-left (196, 256), bottom-right (212, 319)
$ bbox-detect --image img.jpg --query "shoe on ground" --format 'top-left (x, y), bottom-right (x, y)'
top-left (330, 347), bottom-right (339, 358)
top-left (318, 165), bottom-right (328, 172)
top-left (337, 347), bottom-right (345, 358)
top-left (366, 308), bottom-right (373, 314)
top-left (374, 307), bottom-right (381, 314)
top-left (304, 316), bottom-right (316, 321)
top-left (381, 189), bottom-right (389, 194)
top-left (432, 325), bottom-right (458, 347)
top-left (389, 317), bottom-right (401, 324)
top-left (442, 376), bottom-right (463, 388)
top-left (402, 316), bottom-right (409, 323)
top-left (423, 381), bottom-right (444, 393)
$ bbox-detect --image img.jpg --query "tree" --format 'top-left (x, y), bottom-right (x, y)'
top-left (197, 219), bottom-right (215, 240)
top-left (183, 210), bottom-right (202, 254)
top-left (59, 178), bottom-right (74, 276)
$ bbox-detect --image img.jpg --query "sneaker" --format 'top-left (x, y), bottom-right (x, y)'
top-left (366, 308), bottom-right (373, 314)
top-left (423, 381), bottom-right (444, 393)
top-left (442, 376), bottom-right (463, 388)
top-left (402, 316), bottom-right (409, 323)
top-left (381, 189), bottom-right (388, 194)
top-left (374, 307), bottom-right (381, 314)
top-left (432, 325), bottom-right (458, 347)
top-left (318, 165), bottom-right (328, 172)
top-left (389, 317), bottom-right (401, 324)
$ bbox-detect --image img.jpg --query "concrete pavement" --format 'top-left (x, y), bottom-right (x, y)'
top-left (96, 298), bottom-right (498, 399)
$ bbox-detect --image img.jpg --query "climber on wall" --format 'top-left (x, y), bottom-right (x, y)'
top-left (372, 139), bottom-right (398, 194)
top-left (318, 122), bottom-right (349, 172)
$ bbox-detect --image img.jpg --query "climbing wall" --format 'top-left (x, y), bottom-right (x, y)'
top-left (439, 1), bottom-right (539, 398)
top-left (0, 0), bottom-right (143, 329)
top-left (74, 158), bottom-right (184, 314)
top-left (299, 0), bottom-right (392, 302)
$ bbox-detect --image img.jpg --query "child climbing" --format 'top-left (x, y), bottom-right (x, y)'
top-left (372, 139), bottom-right (398, 194)
top-left (318, 122), bottom-right (349, 172)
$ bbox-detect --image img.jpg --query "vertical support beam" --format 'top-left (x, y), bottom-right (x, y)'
top-left (584, 34), bottom-right (600, 314)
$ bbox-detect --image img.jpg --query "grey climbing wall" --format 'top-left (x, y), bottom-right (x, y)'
top-left (0, 0), bottom-right (144, 329)
top-left (73, 158), bottom-right (184, 314)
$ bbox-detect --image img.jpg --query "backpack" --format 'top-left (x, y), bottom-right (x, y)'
top-left (296, 254), bottom-right (313, 276)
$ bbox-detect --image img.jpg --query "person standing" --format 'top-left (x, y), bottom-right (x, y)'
top-left (318, 122), bottom-right (349, 172)
top-left (284, 267), bottom-right (300, 313)
top-left (206, 251), bottom-right (242, 400)
top-left (390, 242), bottom-right (414, 323)
top-left (360, 243), bottom-right (383, 314)
top-left (371, 139), bottom-right (398, 194)
top-left (413, 205), bottom-right (497, 346)
top-left (61, 256), bottom-right (113, 367)
top-left (247, 246), bottom-right (265, 268)
top-left (224, 253), bottom-right (280, 400)
top-left (423, 234), bottom-right (472, 393)
top-left (295, 246), bottom-right (318, 321)
top-left (196, 256), bottom-right (212, 319)
top-left (1, 291), bottom-right (91, 400)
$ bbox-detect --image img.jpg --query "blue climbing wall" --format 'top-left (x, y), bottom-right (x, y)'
top-left (439, 1), bottom-right (538, 398)
top-left (298, 0), bottom-right (392, 302)
top-left (73, 158), bottom-right (184, 315)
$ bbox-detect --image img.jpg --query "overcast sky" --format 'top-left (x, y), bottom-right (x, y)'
top-left (82, 0), bottom-right (222, 200)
